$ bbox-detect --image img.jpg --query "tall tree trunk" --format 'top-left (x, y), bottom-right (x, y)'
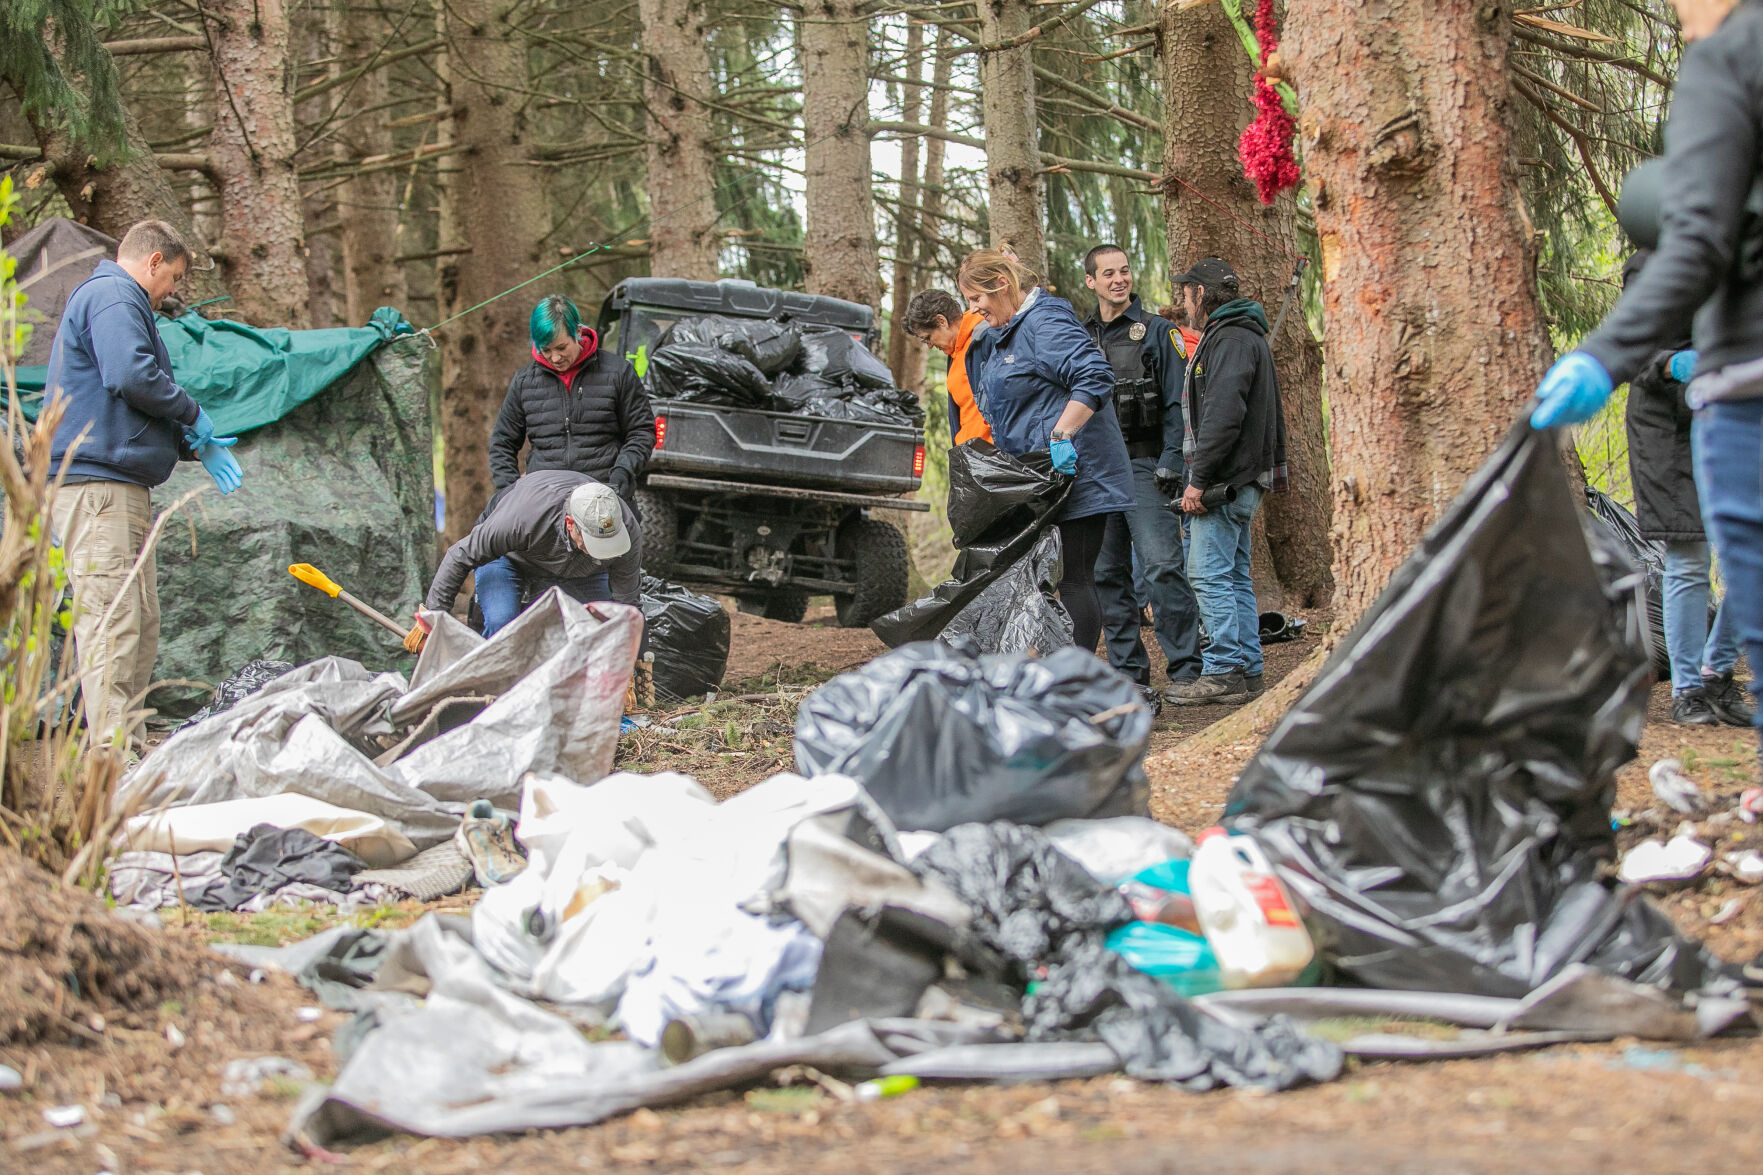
top-left (297, 6), bottom-right (341, 328)
top-left (336, 0), bottom-right (409, 322)
top-left (1288, 0), bottom-right (1551, 632)
top-left (800, 0), bottom-right (879, 308)
top-left (204, 0), bottom-right (311, 327)
top-left (887, 19), bottom-right (926, 389)
top-left (915, 31), bottom-right (955, 283)
top-left (1159, 1), bottom-right (1333, 609)
top-left (436, 0), bottom-right (551, 545)
top-left (27, 105), bottom-right (228, 305)
top-left (637, 0), bottom-right (721, 280)
top-left (975, 0), bottom-right (1045, 279)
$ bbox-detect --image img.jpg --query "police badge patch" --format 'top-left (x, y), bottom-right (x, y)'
top-left (1129, 322), bottom-right (1146, 341)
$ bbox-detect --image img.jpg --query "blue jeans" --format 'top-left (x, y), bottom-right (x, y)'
top-left (1187, 483), bottom-right (1263, 677)
top-left (474, 555), bottom-right (611, 637)
top-left (1094, 457), bottom-right (1203, 683)
top-left (1662, 540), bottom-right (1740, 693)
top-left (1693, 397), bottom-right (1763, 739)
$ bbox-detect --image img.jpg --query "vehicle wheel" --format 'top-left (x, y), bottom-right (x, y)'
top-left (633, 487), bottom-right (677, 577)
top-left (738, 588), bottom-right (810, 624)
top-left (833, 517), bottom-right (909, 628)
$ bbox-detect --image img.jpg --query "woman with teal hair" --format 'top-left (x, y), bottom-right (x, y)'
top-left (477, 293), bottom-right (654, 634)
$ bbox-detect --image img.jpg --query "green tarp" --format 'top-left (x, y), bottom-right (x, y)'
top-left (148, 333), bottom-right (437, 711)
top-left (17, 306), bottom-right (411, 436)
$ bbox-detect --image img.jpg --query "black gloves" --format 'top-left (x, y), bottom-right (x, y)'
top-left (1154, 466), bottom-right (1183, 499)
top-left (609, 468), bottom-right (634, 500)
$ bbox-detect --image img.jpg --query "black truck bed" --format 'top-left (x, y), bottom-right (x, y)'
top-left (648, 399), bottom-right (923, 495)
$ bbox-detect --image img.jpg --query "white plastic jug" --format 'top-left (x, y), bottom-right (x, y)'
top-left (1189, 828), bottom-right (1315, 989)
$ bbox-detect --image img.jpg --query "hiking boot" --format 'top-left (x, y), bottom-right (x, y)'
top-left (1702, 672), bottom-right (1756, 728)
top-left (1245, 672), bottom-right (1265, 697)
top-left (1166, 668), bottom-right (1251, 707)
top-left (455, 799), bottom-right (527, 888)
top-left (1671, 688), bottom-right (1721, 727)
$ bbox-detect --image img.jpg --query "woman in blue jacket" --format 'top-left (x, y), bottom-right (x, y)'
top-left (958, 249), bottom-right (1134, 655)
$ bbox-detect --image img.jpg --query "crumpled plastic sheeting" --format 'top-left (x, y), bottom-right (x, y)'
top-left (795, 642), bottom-right (1151, 834)
top-left (469, 770), bottom-right (875, 1040)
top-left (1225, 424), bottom-right (1733, 1000)
top-left (121, 590), bottom-right (642, 852)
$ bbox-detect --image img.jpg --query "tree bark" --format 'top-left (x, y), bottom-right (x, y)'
top-left (203, 0), bottom-right (311, 327)
top-left (801, 0), bottom-right (880, 308)
top-left (26, 104), bottom-right (228, 305)
top-left (1288, 0), bottom-right (1552, 632)
top-left (297, 6), bottom-right (341, 328)
top-left (1159, 0), bottom-right (1333, 609)
top-left (975, 0), bottom-right (1046, 278)
top-left (637, 0), bottom-right (721, 280)
top-left (915, 31), bottom-right (956, 282)
top-left (335, 0), bottom-right (409, 323)
top-left (435, 0), bottom-right (552, 545)
top-left (887, 19), bottom-right (927, 389)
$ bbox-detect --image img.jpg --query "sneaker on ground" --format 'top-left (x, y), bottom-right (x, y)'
top-left (1166, 668), bottom-right (1250, 707)
top-left (1702, 672), bottom-right (1757, 728)
top-left (1671, 688), bottom-right (1721, 727)
top-left (455, 798), bottom-right (527, 888)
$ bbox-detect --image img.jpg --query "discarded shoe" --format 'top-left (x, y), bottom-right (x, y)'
top-left (454, 799), bottom-right (527, 888)
top-left (1166, 669), bottom-right (1250, 707)
top-left (1670, 688), bottom-right (1721, 726)
top-left (1702, 672), bottom-right (1756, 728)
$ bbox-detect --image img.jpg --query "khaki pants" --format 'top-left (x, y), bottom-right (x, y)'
top-left (50, 482), bottom-right (159, 747)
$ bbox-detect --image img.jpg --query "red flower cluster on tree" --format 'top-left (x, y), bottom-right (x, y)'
top-left (1237, 0), bottom-right (1299, 205)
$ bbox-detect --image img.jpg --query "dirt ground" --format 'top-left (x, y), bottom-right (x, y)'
top-left (6, 606), bottom-right (1763, 1174)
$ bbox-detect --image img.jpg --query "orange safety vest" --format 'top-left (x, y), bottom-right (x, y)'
top-left (947, 311), bottom-right (993, 445)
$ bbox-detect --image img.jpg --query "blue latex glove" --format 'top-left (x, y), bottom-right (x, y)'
top-left (1050, 437), bottom-right (1078, 474)
top-left (184, 407), bottom-right (218, 448)
top-left (1668, 350), bottom-right (1699, 383)
top-left (195, 437), bottom-right (242, 494)
top-left (1530, 352), bottom-right (1614, 430)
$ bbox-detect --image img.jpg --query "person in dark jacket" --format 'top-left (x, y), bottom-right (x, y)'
top-left (1622, 251), bottom-right (1753, 726)
top-left (958, 249), bottom-right (1134, 657)
top-left (1080, 243), bottom-right (1203, 703)
top-left (1531, 0), bottom-right (1763, 745)
top-left (405, 470), bottom-right (643, 650)
top-left (1169, 257), bottom-right (1287, 708)
top-left (46, 220), bottom-right (243, 750)
top-left (488, 295), bottom-right (654, 499)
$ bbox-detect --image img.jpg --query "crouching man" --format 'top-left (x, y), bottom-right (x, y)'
top-left (405, 470), bottom-right (642, 651)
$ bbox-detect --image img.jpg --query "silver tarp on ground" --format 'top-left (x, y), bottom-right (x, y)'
top-left (120, 590), bottom-right (642, 851)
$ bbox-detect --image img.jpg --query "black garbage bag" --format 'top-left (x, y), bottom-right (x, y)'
top-left (772, 372), bottom-right (923, 427)
top-left (1583, 486), bottom-right (1706, 679)
top-left (645, 343), bottom-right (773, 407)
top-left (639, 575), bottom-right (730, 701)
top-left (662, 315), bottom-right (802, 375)
top-left (795, 641), bottom-right (1151, 832)
top-left (913, 823), bottom-right (1341, 1091)
top-left (185, 658), bottom-right (296, 725)
top-left (1224, 423), bottom-right (1731, 999)
top-left (796, 325), bottom-right (894, 388)
top-left (872, 443), bottom-right (1072, 648)
top-left (941, 529), bottom-right (1073, 655)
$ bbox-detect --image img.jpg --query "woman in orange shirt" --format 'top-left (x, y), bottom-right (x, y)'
top-left (903, 289), bottom-right (991, 445)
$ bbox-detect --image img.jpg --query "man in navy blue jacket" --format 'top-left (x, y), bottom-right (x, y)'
top-left (46, 220), bottom-right (243, 750)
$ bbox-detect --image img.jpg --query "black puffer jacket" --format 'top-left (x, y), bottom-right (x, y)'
top-left (488, 346), bottom-right (654, 496)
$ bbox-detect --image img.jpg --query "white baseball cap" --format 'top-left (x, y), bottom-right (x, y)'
top-left (566, 482), bottom-right (631, 559)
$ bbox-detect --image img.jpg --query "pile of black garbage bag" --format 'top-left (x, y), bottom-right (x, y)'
top-left (1225, 423), bottom-right (1735, 1001)
top-left (873, 441), bottom-right (1073, 652)
top-left (644, 314), bottom-right (923, 426)
top-left (1585, 485), bottom-right (1713, 680)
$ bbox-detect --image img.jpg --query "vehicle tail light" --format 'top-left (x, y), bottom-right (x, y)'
top-left (654, 415), bottom-right (668, 449)
top-left (912, 444), bottom-right (925, 478)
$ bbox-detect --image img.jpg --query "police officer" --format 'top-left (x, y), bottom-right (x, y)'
top-left (1081, 243), bottom-right (1203, 704)
top-left (1531, 0), bottom-right (1763, 747)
